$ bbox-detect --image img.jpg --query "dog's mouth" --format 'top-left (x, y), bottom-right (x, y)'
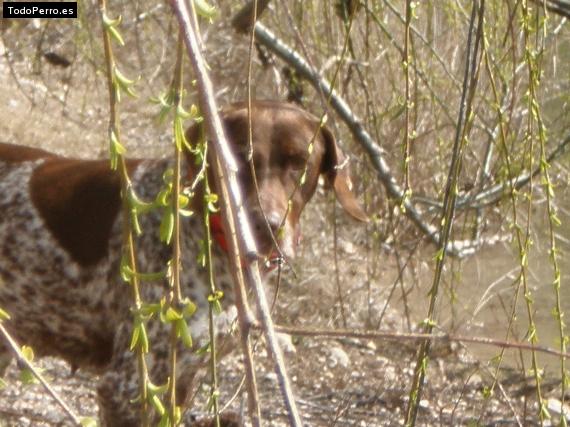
top-left (209, 213), bottom-right (295, 271)
top-left (257, 221), bottom-right (301, 273)
top-left (257, 233), bottom-right (295, 267)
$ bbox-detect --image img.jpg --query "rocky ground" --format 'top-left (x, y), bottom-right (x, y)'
top-left (0, 324), bottom-right (564, 426)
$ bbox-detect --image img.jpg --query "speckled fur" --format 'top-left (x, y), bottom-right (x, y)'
top-left (0, 157), bottom-right (235, 426)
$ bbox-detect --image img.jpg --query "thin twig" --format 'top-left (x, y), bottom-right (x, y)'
top-left (201, 136), bottom-right (222, 427)
top-left (0, 323), bottom-right (81, 426)
top-left (167, 30), bottom-right (184, 425)
top-left (405, 2), bottom-right (484, 423)
top-left (267, 323), bottom-right (570, 359)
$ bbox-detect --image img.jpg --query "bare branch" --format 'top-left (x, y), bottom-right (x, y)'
top-left (269, 323), bottom-right (570, 359)
top-left (0, 323), bottom-right (82, 426)
top-left (232, 0), bottom-right (271, 33)
top-left (169, 1), bottom-right (302, 426)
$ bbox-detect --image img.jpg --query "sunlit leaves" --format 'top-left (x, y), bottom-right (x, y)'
top-left (193, 0), bottom-right (217, 20)
top-left (80, 418), bottom-right (98, 427)
top-left (109, 130), bottom-right (126, 170)
top-left (102, 13), bottom-right (124, 46)
top-left (208, 291), bottom-right (224, 315)
top-left (113, 66), bottom-right (138, 101)
top-left (19, 346), bottom-right (39, 385)
top-left (129, 318), bottom-right (149, 354)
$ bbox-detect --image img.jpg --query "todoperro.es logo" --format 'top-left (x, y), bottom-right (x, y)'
top-left (2, 2), bottom-right (77, 18)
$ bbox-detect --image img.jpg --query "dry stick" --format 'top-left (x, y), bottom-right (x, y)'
top-left (267, 324), bottom-right (570, 359)
top-left (168, 31), bottom-right (184, 426)
top-left (252, 22), bottom-right (478, 258)
top-left (169, 1), bottom-right (302, 426)
top-left (0, 324), bottom-right (82, 426)
top-left (211, 155), bottom-right (261, 427)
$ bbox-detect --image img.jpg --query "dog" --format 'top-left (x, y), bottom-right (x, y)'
top-left (0, 100), bottom-right (367, 426)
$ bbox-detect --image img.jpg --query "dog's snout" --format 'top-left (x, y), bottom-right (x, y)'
top-left (249, 209), bottom-right (285, 257)
top-left (253, 211), bottom-right (281, 236)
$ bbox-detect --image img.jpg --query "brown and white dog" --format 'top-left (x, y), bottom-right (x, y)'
top-left (0, 100), bottom-right (367, 426)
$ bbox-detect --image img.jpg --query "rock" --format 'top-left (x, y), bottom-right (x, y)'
top-left (547, 398), bottom-right (570, 420)
top-left (276, 332), bottom-right (296, 354)
top-left (328, 346), bottom-right (350, 368)
top-left (264, 372), bottom-right (278, 383)
top-left (467, 373), bottom-right (482, 387)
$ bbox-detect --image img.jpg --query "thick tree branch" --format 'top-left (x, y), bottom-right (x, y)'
top-left (231, 0), bottom-right (271, 33)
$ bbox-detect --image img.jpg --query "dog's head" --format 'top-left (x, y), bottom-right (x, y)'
top-left (188, 100), bottom-right (367, 261)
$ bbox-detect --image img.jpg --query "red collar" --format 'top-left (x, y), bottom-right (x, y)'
top-left (209, 214), bottom-right (229, 252)
top-left (208, 214), bottom-right (286, 273)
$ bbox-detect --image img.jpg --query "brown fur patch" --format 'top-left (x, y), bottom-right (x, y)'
top-left (29, 158), bottom-right (138, 267)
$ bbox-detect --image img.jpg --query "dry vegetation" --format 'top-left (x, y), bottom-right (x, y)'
top-left (1, 0), bottom-right (570, 425)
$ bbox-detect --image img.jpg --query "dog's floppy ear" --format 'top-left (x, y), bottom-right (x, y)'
top-left (320, 125), bottom-right (368, 222)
